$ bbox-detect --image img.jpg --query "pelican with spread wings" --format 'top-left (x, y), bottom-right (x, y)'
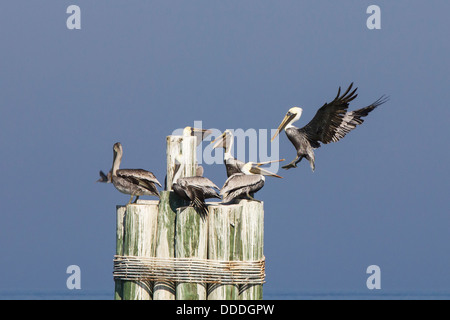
top-left (271, 83), bottom-right (388, 171)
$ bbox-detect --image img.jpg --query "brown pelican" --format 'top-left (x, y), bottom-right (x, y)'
top-left (271, 83), bottom-right (388, 171)
top-left (220, 161), bottom-right (283, 203)
top-left (162, 126), bottom-right (212, 190)
top-left (111, 142), bottom-right (162, 204)
top-left (211, 130), bottom-right (285, 177)
top-left (97, 170), bottom-right (111, 183)
top-left (183, 126), bottom-right (212, 146)
top-left (171, 156), bottom-right (220, 217)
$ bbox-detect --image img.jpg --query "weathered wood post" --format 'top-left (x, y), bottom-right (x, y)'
top-left (175, 206), bottom-right (209, 299)
top-left (238, 200), bottom-right (264, 300)
top-left (114, 205), bottom-right (126, 300)
top-left (153, 191), bottom-right (187, 300)
top-left (207, 204), bottom-right (242, 300)
top-left (115, 201), bottom-right (159, 300)
top-left (165, 135), bottom-right (197, 191)
top-left (155, 134), bottom-right (201, 300)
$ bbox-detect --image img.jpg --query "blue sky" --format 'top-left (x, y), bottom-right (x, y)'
top-left (0, 1), bottom-right (449, 296)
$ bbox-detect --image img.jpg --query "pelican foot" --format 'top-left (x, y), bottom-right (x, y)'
top-left (282, 163), bottom-right (297, 170)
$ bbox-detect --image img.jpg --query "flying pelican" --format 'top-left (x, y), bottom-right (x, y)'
top-left (271, 83), bottom-right (388, 171)
top-left (220, 161), bottom-right (283, 204)
top-left (211, 130), bottom-right (285, 177)
top-left (97, 170), bottom-right (111, 183)
top-left (110, 142), bottom-right (162, 204)
top-left (183, 126), bottom-right (212, 146)
top-left (172, 156), bottom-right (220, 217)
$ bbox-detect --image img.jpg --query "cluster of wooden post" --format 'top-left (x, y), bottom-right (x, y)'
top-left (114, 136), bottom-right (264, 300)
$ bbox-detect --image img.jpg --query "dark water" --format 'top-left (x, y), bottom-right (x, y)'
top-left (1, 290), bottom-right (449, 300)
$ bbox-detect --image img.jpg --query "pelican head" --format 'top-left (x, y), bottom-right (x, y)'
top-left (271, 107), bottom-right (303, 142)
top-left (113, 142), bottom-right (123, 156)
top-left (242, 162), bottom-right (283, 178)
top-left (183, 126), bottom-right (195, 136)
top-left (211, 130), bottom-right (233, 150)
top-left (183, 126), bottom-right (212, 146)
top-left (183, 126), bottom-right (212, 137)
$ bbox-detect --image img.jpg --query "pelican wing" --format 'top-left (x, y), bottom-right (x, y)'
top-left (185, 185), bottom-right (210, 217)
top-left (220, 174), bottom-right (262, 196)
top-left (298, 83), bottom-right (358, 145)
top-left (299, 84), bottom-right (387, 145)
top-left (117, 169), bottom-right (162, 187)
top-left (327, 95), bottom-right (388, 142)
top-left (182, 176), bottom-right (220, 190)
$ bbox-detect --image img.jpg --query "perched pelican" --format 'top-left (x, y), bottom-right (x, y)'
top-left (271, 83), bottom-right (388, 171)
top-left (97, 170), bottom-right (111, 183)
top-left (111, 142), bottom-right (162, 204)
top-left (162, 127), bottom-right (212, 190)
top-left (211, 130), bottom-right (285, 177)
top-left (183, 126), bottom-right (212, 146)
top-left (220, 162), bottom-right (283, 204)
top-left (172, 156), bottom-right (220, 217)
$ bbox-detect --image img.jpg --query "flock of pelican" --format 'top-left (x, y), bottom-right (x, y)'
top-left (98, 83), bottom-right (387, 215)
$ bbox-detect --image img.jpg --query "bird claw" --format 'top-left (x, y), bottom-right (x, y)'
top-left (282, 163), bottom-right (296, 170)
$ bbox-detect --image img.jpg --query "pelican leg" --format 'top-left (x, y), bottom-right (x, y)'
top-left (127, 195), bottom-right (133, 205)
top-left (246, 191), bottom-right (262, 203)
top-left (307, 156), bottom-right (315, 172)
top-left (282, 155), bottom-right (303, 169)
top-left (133, 196), bottom-right (140, 204)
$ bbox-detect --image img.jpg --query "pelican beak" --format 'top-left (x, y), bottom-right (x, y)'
top-left (210, 131), bottom-right (227, 149)
top-left (271, 113), bottom-right (296, 142)
top-left (173, 162), bottom-right (181, 176)
top-left (191, 127), bottom-right (212, 136)
top-left (250, 166), bottom-right (283, 178)
top-left (255, 159), bottom-right (285, 167)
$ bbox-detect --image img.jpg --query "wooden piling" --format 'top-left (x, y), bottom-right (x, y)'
top-left (113, 133), bottom-right (265, 300)
top-left (158, 134), bottom-right (207, 300)
top-left (207, 204), bottom-right (242, 300)
top-left (166, 135), bottom-right (197, 191)
top-left (175, 206), bottom-right (208, 300)
top-left (117, 202), bottom-right (159, 300)
top-left (153, 191), bottom-right (188, 300)
top-left (114, 205), bottom-right (126, 300)
top-left (238, 200), bottom-right (264, 300)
